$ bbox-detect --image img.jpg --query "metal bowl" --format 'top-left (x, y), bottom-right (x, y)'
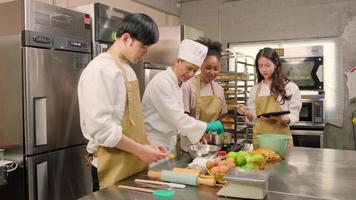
top-left (188, 144), bottom-right (221, 159)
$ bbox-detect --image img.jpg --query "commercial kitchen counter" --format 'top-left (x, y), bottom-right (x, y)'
top-left (78, 147), bottom-right (356, 200)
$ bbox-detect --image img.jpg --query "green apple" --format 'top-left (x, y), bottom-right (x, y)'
top-left (252, 154), bottom-right (264, 162)
top-left (235, 154), bottom-right (247, 167)
top-left (242, 162), bottom-right (256, 169)
top-left (227, 151), bottom-right (238, 160)
top-left (236, 150), bottom-right (248, 157)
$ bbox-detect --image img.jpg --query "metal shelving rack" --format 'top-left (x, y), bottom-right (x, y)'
top-left (217, 50), bottom-right (256, 144)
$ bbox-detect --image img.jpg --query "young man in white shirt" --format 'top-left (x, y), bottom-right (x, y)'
top-left (78, 13), bottom-right (167, 190)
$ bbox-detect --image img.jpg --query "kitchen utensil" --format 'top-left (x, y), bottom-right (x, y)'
top-left (118, 185), bottom-right (175, 198)
top-left (210, 132), bottom-right (223, 145)
top-left (257, 111), bottom-right (290, 118)
top-left (148, 170), bottom-right (216, 186)
top-left (135, 179), bottom-right (186, 189)
top-left (172, 167), bottom-right (201, 176)
top-left (257, 134), bottom-right (292, 155)
top-left (188, 144), bottom-right (221, 159)
top-left (222, 132), bottom-right (232, 145)
top-left (217, 168), bottom-right (268, 199)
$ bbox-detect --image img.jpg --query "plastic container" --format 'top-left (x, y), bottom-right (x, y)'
top-left (257, 134), bottom-right (292, 155)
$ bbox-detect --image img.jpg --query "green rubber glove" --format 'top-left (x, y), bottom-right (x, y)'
top-left (206, 121), bottom-right (224, 135)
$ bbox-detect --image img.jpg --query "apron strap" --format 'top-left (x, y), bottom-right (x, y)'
top-left (194, 75), bottom-right (216, 120)
top-left (255, 83), bottom-right (262, 102)
top-left (112, 56), bottom-right (135, 126)
top-left (195, 76), bottom-right (201, 120)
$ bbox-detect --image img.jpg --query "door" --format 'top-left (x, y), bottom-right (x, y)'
top-left (291, 129), bottom-right (324, 148)
top-left (26, 145), bottom-right (91, 200)
top-left (281, 57), bottom-right (323, 90)
top-left (23, 47), bottom-right (91, 155)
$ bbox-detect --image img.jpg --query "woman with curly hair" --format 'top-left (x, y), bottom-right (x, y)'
top-left (236, 47), bottom-right (302, 153)
top-left (182, 37), bottom-right (227, 128)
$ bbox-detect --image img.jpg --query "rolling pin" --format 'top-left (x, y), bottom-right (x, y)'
top-left (172, 167), bottom-right (215, 179)
top-left (172, 167), bottom-right (201, 176)
top-left (148, 170), bottom-right (216, 187)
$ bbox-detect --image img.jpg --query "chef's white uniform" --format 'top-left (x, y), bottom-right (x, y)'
top-left (142, 67), bottom-right (207, 150)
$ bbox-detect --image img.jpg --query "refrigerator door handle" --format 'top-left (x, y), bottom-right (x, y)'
top-left (27, 156), bottom-right (49, 200)
top-left (36, 161), bottom-right (49, 200)
top-left (34, 97), bottom-right (47, 146)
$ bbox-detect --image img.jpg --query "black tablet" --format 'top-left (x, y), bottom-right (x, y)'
top-left (257, 111), bottom-right (291, 118)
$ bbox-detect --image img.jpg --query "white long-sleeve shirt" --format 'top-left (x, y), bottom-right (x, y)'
top-left (247, 81), bottom-right (302, 124)
top-left (142, 67), bottom-right (207, 149)
top-left (78, 53), bottom-right (137, 156)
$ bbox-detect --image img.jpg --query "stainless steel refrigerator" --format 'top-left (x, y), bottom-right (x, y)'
top-left (141, 25), bottom-right (205, 91)
top-left (72, 3), bottom-right (129, 57)
top-left (0, 0), bottom-right (92, 199)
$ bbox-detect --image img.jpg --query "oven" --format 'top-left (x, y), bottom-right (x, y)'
top-left (299, 98), bottom-right (324, 124)
top-left (282, 57), bottom-right (323, 90)
top-left (291, 129), bottom-right (324, 148)
top-left (291, 96), bottom-right (325, 148)
top-left (280, 45), bottom-right (323, 90)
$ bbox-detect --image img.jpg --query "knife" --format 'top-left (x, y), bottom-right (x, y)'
top-left (135, 179), bottom-right (186, 189)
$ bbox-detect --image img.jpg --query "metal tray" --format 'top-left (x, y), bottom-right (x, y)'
top-left (224, 168), bottom-right (269, 184)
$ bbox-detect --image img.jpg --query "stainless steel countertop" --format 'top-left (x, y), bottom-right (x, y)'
top-left (79, 147), bottom-right (356, 200)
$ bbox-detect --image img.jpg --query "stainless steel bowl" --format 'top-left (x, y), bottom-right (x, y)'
top-left (188, 144), bottom-right (221, 159)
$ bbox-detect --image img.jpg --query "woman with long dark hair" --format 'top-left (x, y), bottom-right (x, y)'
top-left (236, 47), bottom-right (302, 153)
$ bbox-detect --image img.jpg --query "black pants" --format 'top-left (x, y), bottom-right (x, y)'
top-left (91, 166), bottom-right (99, 192)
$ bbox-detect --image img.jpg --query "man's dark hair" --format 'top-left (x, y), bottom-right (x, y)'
top-left (116, 13), bottom-right (159, 46)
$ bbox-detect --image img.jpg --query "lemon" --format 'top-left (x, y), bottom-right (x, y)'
top-left (168, 153), bottom-right (176, 159)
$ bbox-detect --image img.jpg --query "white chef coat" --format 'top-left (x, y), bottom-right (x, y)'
top-left (142, 67), bottom-right (207, 149)
top-left (78, 52), bottom-right (137, 166)
top-left (247, 81), bottom-right (302, 124)
top-left (182, 77), bottom-right (228, 115)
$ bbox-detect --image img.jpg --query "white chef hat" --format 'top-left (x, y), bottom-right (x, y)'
top-left (177, 39), bottom-right (208, 67)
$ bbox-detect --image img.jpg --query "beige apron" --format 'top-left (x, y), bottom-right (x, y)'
top-left (192, 75), bottom-right (222, 122)
top-left (96, 58), bottom-right (148, 189)
top-left (178, 75), bottom-right (222, 152)
top-left (253, 83), bottom-right (293, 153)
